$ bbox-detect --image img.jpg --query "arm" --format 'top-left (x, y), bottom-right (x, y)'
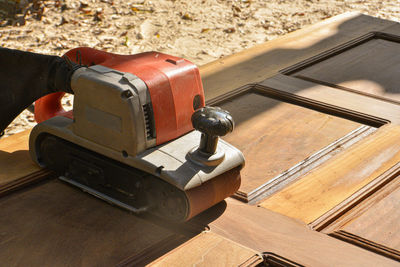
top-left (0, 47), bottom-right (77, 134)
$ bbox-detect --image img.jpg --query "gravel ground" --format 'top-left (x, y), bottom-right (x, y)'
top-left (1, 0), bottom-right (399, 136)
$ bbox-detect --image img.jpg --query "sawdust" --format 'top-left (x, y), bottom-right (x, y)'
top-left (1, 0), bottom-right (399, 136)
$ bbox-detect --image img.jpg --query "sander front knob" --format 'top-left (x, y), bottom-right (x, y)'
top-left (191, 106), bottom-right (234, 155)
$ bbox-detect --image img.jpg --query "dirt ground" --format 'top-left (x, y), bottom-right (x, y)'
top-left (1, 0), bottom-right (399, 136)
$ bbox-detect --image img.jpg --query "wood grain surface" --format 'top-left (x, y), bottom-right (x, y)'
top-left (330, 180), bottom-right (400, 250)
top-left (0, 130), bottom-right (37, 185)
top-left (260, 124), bottom-right (400, 224)
top-left (320, 174), bottom-right (400, 261)
top-left (148, 232), bottom-right (262, 266)
top-left (0, 179), bottom-right (192, 266)
top-left (192, 198), bottom-right (398, 267)
top-left (0, 130), bottom-right (50, 196)
top-left (310, 162), bottom-right (400, 232)
top-left (201, 12), bottom-right (397, 101)
top-left (292, 35), bottom-right (400, 102)
top-left (330, 231), bottom-right (400, 262)
top-left (218, 90), bottom-right (363, 202)
top-left (259, 74), bottom-right (400, 124)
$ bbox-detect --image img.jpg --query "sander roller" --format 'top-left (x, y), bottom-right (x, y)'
top-left (29, 47), bottom-right (244, 221)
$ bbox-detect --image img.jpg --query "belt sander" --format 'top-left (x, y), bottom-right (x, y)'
top-left (28, 48), bottom-right (244, 222)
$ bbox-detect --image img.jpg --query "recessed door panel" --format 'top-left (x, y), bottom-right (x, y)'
top-left (210, 85), bottom-right (372, 203)
top-left (285, 33), bottom-right (400, 103)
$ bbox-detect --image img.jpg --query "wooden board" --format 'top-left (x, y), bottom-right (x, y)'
top-left (212, 87), bottom-right (367, 203)
top-left (260, 124), bottom-right (400, 224)
top-left (0, 129), bottom-right (49, 196)
top-left (259, 74), bottom-right (400, 124)
top-left (329, 182), bottom-right (400, 251)
top-left (0, 129), bottom-right (37, 184)
top-left (191, 198), bottom-right (398, 266)
top-left (316, 169), bottom-right (400, 261)
top-left (201, 12), bottom-right (397, 101)
top-left (148, 232), bottom-right (262, 266)
top-left (288, 32), bottom-right (400, 103)
top-left (0, 179), bottom-right (192, 266)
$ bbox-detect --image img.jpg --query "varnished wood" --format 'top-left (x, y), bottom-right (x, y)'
top-left (0, 130), bottom-right (49, 196)
top-left (319, 172), bottom-right (400, 261)
top-left (290, 33), bottom-right (400, 103)
top-left (201, 12), bottom-right (397, 101)
top-left (329, 181), bottom-right (400, 249)
top-left (0, 179), bottom-right (192, 266)
top-left (381, 22), bottom-right (400, 36)
top-left (148, 232), bottom-right (263, 266)
top-left (260, 124), bottom-right (400, 224)
top-left (0, 130), bottom-right (37, 185)
top-left (213, 86), bottom-right (365, 203)
top-left (192, 198), bottom-right (398, 266)
top-left (310, 163), bottom-right (400, 231)
top-left (330, 231), bottom-right (400, 262)
top-left (259, 74), bottom-right (400, 124)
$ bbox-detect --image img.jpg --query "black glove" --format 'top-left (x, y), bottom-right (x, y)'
top-left (0, 47), bottom-right (80, 134)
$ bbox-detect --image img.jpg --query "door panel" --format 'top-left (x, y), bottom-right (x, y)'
top-left (0, 179), bottom-right (189, 266)
top-left (317, 170), bottom-right (400, 261)
top-left (148, 232), bottom-right (263, 266)
top-left (210, 85), bottom-right (372, 203)
top-left (196, 198), bottom-right (398, 266)
top-left (259, 124), bottom-right (400, 224)
top-left (253, 28), bottom-right (400, 262)
top-left (259, 74), bottom-right (400, 124)
top-left (284, 32), bottom-right (400, 103)
top-left (338, 181), bottom-right (400, 250)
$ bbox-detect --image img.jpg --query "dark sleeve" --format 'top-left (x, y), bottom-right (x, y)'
top-left (0, 47), bottom-right (76, 133)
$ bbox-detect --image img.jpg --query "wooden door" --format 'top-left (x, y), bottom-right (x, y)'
top-left (253, 28), bottom-right (400, 263)
top-left (1, 13), bottom-right (400, 266)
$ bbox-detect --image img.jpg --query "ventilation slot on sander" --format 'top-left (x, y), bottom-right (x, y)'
top-left (143, 103), bottom-right (155, 140)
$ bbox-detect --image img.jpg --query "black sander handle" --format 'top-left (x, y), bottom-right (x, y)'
top-left (191, 106), bottom-right (234, 155)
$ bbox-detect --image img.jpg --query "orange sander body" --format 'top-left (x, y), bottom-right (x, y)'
top-left (29, 48), bottom-right (244, 221)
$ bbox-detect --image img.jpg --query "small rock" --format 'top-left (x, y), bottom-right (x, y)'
top-left (233, 5), bottom-right (241, 12)
top-left (223, 27), bottom-right (235, 33)
top-left (94, 10), bottom-right (104, 21)
top-left (59, 16), bottom-right (68, 26)
top-left (181, 13), bottom-right (193, 20)
top-left (79, 2), bottom-right (89, 9)
top-left (61, 4), bottom-right (68, 12)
